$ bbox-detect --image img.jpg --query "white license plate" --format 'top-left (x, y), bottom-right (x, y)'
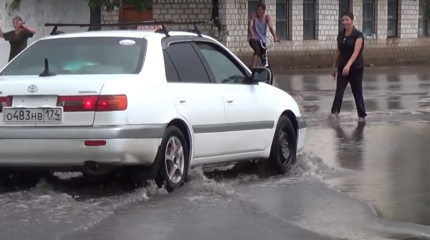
top-left (2, 108), bottom-right (63, 123)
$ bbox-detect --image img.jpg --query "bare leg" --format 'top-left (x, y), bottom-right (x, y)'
top-left (252, 54), bottom-right (258, 67)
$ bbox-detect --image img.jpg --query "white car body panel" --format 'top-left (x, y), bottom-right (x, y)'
top-left (0, 30), bottom-right (306, 171)
top-left (168, 82), bottom-right (227, 160)
top-left (217, 84), bottom-right (272, 156)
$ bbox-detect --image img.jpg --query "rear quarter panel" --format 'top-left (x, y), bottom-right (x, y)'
top-left (94, 37), bottom-right (184, 127)
top-left (93, 78), bottom-right (179, 126)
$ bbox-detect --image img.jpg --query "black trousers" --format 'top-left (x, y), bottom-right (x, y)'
top-left (331, 67), bottom-right (367, 118)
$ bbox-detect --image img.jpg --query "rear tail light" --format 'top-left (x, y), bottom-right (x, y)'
top-left (0, 96), bottom-right (12, 113)
top-left (57, 95), bottom-right (127, 112)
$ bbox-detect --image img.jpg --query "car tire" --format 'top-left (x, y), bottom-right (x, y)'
top-left (267, 115), bottom-right (297, 175)
top-left (267, 66), bottom-right (274, 85)
top-left (155, 125), bottom-right (189, 192)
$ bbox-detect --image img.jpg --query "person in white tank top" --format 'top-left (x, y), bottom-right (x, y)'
top-left (248, 3), bottom-right (279, 67)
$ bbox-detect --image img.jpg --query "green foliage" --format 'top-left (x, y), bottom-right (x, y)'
top-left (9, 0), bottom-right (151, 12)
top-left (9, 0), bottom-right (21, 11)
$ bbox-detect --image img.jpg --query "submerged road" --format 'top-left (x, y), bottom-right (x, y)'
top-left (2, 66), bottom-right (430, 240)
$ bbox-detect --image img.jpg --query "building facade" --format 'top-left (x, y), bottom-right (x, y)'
top-left (104, 0), bottom-right (430, 69)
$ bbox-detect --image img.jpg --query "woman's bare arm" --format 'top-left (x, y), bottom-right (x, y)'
top-left (0, 25), bottom-right (4, 39)
top-left (23, 24), bottom-right (36, 35)
top-left (333, 47), bottom-right (339, 68)
top-left (346, 38), bottom-right (363, 67)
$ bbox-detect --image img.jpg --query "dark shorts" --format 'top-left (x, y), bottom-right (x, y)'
top-left (249, 39), bottom-right (266, 57)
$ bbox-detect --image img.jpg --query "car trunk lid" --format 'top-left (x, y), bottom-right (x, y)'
top-left (0, 75), bottom-right (128, 127)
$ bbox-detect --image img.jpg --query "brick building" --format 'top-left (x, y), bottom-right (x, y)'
top-left (102, 0), bottom-right (430, 69)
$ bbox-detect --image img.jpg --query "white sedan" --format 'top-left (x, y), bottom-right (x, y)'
top-left (0, 27), bottom-right (306, 191)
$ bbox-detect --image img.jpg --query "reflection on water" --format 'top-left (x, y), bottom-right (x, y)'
top-left (276, 67), bottom-right (430, 121)
top-left (331, 122), bottom-right (365, 171)
top-left (277, 67), bottom-right (430, 233)
top-left (387, 95), bottom-right (402, 110)
top-left (386, 74), bottom-right (401, 83)
top-left (305, 122), bottom-right (430, 226)
top-left (417, 72), bottom-right (430, 81)
top-left (341, 100), bottom-right (355, 112)
top-left (364, 99), bottom-right (380, 112)
top-left (302, 75), bottom-right (319, 91)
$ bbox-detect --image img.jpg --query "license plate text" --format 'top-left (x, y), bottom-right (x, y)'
top-left (3, 108), bottom-right (63, 123)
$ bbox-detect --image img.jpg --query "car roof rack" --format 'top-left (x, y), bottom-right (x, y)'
top-left (44, 21), bottom-right (205, 37)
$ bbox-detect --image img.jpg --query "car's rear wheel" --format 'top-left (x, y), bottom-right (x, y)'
top-left (268, 115), bottom-right (297, 174)
top-left (155, 126), bottom-right (189, 192)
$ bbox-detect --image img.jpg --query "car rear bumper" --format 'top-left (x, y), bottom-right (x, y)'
top-left (0, 124), bottom-right (165, 167)
top-left (296, 117), bottom-right (306, 152)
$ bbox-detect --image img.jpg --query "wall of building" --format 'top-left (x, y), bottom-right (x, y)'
top-left (104, 0), bottom-right (430, 69)
top-left (0, 0), bottom-right (90, 67)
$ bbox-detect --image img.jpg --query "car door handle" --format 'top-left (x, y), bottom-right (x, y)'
top-left (179, 100), bottom-right (186, 104)
top-left (226, 100), bottom-right (234, 104)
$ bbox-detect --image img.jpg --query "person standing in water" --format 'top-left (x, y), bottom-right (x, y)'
top-left (330, 11), bottom-right (367, 122)
top-left (0, 16), bottom-right (36, 62)
top-left (248, 3), bottom-right (279, 67)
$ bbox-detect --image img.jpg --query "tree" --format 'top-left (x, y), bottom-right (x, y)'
top-left (9, 0), bottom-right (151, 12)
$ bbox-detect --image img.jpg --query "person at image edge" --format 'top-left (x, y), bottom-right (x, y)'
top-left (0, 16), bottom-right (36, 62)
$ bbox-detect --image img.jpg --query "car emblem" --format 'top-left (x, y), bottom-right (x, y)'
top-left (27, 85), bottom-right (38, 93)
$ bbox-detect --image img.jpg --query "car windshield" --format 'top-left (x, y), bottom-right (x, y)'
top-left (0, 37), bottom-right (146, 76)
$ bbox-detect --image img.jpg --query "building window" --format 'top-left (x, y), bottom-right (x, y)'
top-left (303, 0), bottom-right (316, 39)
top-left (387, 0), bottom-right (399, 37)
top-left (248, 0), bottom-right (262, 19)
top-left (339, 0), bottom-right (352, 31)
top-left (362, 0), bottom-right (376, 36)
top-left (276, 0), bottom-right (290, 39)
top-left (418, 0), bottom-right (429, 37)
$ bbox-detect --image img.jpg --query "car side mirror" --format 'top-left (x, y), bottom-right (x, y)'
top-left (250, 67), bottom-right (273, 85)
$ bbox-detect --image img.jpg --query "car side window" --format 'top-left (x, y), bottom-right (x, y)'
top-left (163, 51), bottom-right (180, 82)
top-left (165, 42), bottom-right (211, 83)
top-left (194, 42), bottom-right (247, 84)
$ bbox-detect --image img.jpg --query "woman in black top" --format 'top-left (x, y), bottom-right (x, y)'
top-left (0, 16), bottom-right (36, 62)
top-left (330, 12), bottom-right (367, 122)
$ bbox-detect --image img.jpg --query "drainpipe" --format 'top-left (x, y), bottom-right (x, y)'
top-left (211, 0), bottom-right (222, 40)
top-left (88, 6), bottom-right (102, 31)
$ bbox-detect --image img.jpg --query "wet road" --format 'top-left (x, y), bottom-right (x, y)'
top-left (2, 66), bottom-right (430, 240)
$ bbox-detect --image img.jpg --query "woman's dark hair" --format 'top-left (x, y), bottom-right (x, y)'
top-left (341, 11), bottom-right (354, 20)
top-left (13, 16), bottom-right (22, 22)
top-left (257, 3), bottom-right (266, 11)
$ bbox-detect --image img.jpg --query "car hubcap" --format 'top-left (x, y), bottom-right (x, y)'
top-left (164, 136), bottom-right (185, 184)
top-left (278, 129), bottom-right (291, 166)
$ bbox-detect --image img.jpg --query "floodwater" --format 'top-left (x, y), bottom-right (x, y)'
top-left (1, 66), bottom-right (430, 240)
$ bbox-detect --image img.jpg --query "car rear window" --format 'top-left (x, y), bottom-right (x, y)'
top-left (0, 37), bottom-right (146, 76)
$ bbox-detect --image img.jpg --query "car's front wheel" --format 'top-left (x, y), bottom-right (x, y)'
top-left (155, 126), bottom-right (189, 192)
top-left (268, 115), bottom-right (297, 174)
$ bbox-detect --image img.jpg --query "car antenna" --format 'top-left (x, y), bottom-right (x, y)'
top-left (39, 57), bottom-right (56, 77)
